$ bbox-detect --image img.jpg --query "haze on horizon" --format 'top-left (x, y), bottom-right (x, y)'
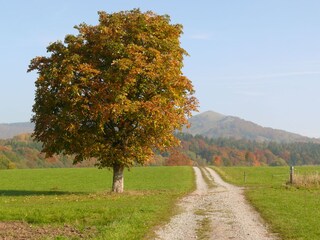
top-left (1, 1), bottom-right (320, 138)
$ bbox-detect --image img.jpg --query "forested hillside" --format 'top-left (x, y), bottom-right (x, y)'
top-left (175, 133), bottom-right (320, 166)
top-left (1, 133), bottom-right (320, 169)
top-left (0, 134), bottom-right (96, 169)
top-left (0, 133), bottom-right (191, 169)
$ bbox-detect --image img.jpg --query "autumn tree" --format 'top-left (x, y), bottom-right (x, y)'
top-left (28, 9), bottom-right (198, 192)
top-left (213, 156), bottom-right (222, 166)
top-left (165, 149), bottom-right (193, 166)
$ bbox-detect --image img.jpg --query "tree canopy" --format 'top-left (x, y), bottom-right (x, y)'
top-left (28, 9), bottom-right (198, 192)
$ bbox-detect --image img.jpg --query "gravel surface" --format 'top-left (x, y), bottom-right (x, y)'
top-left (154, 167), bottom-right (278, 240)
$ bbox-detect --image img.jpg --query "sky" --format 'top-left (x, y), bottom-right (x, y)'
top-left (1, 1), bottom-right (320, 138)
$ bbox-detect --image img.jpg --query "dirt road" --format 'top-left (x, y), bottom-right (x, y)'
top-left (155, 167), bottom-right (278, 240)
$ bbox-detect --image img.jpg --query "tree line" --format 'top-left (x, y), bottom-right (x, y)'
top-left (0, 134), bottom-right (96, 169)
top-left (1, 133), bottom-right (320, 169)
top-left (170, 133), bottom-right (320, 166)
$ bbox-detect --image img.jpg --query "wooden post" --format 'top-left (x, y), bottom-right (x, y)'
top-left (244, 171), bottom-right (246, 183)
top-left (290, 166), bottom-right (294, 184)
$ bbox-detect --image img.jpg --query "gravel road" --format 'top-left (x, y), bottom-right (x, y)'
top-left (154, 167), bottom-right (278, 240)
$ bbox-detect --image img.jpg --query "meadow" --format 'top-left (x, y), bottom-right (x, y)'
top-left (0, 166), bottom-right (195, 239)
top-left (214, 166), bottom-right (320, 240)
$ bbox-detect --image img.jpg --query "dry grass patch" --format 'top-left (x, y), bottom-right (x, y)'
top-left (0, 222), bottom-right (96, 240)
top-left (292, 173), bottom-right (320, 188)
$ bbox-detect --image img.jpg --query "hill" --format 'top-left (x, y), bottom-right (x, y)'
top-left (184, 111), bottom-right (318, 143)
top-left (2, 113), bottom-right (320, 169)
top-left (0, 133), bottom-right (96, 169)
top-left (2, 132), bottom-right (320, 169)
top-left (0, 122), bottom-right (34, 139)
top-left (176, 133), bottom-right (320, 166)
top-left (3, 112), bottom-right (317, 143)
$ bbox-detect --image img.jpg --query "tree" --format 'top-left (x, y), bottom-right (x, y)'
top-left (28, 9), bottom-right (198, 192)
top-left (165, 149), bottom-right (193, 166)
top-left (213, 156), bottom-right (222, 166)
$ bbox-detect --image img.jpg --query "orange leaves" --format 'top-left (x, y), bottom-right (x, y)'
top-left (29, 9), bottom-right (198, 169)
top-left (77, 63), bottom-right (101, 76)
top-left (165, 149), bottom-right (193, 166)
top-left (213, 156), bottom-right (222, 166)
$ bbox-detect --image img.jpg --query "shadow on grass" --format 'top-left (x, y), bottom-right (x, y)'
top-left (0, 190), bottom-right (85, 196)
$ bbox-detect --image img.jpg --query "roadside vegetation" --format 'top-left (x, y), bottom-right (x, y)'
top-left (214, 166), bottom-right (320, 240)
top-left (0, 166), bottom-right (194, 239)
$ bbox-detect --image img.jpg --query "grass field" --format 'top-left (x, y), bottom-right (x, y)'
top-left (214, 166), bottom-right (320, 240)
top-left (0, 166), bottom-right (195, 239)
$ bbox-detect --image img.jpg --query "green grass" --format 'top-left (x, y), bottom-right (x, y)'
top-left (0, 166), bottom-right (195, 239)
top-left (195, 208), bottom-right (212, 240)
top-left (213, 166), bottom-right (320, 240)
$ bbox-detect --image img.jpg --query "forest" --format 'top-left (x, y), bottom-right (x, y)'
top-left (1, 133), bottom-right (320, 169)
top-left (0, 134), bottom-right (96, 169)
top-left (170, 133), bottom-right (320, 167)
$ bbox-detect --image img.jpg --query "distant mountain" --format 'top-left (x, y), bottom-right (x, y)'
top-left (184, 111), bottom-right (318, 143)
top-left (0, 122), bottom-right (34, 139)
top-left (2, 113), bottom-right (317, 143)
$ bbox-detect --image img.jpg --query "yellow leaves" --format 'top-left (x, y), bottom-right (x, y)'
top-left (78, 63), bottom-right (101, 77)
top-left (66, 123), bottom-right (76, 132)
top-left (112, 58), bottom-right (133, 71)
top-left (99, 26), bottom-right (111, 35)
top-left (28, 9), bottom-right (198, 169)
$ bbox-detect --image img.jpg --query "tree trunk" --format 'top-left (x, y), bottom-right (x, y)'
top-left (112, 164), bottom-right (124, 193)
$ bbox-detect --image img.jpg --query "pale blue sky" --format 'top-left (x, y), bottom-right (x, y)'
top-left (1, 1), bottom-right (320, 137)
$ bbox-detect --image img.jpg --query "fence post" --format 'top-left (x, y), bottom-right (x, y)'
top-left (244, 171), bottom-right (246, 183)
top-left (290, 166), bottom-right (294, 184)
